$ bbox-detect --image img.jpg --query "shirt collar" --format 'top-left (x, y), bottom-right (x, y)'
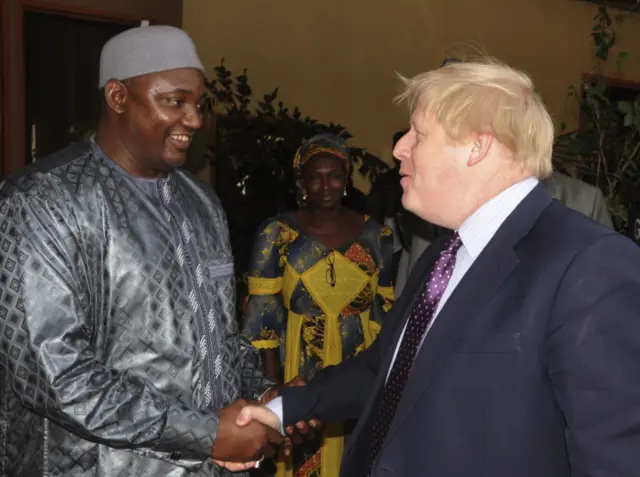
top-left (89, 135), bottom-right (175, 198)
top-left (458, 177), bottom-right (539, 258)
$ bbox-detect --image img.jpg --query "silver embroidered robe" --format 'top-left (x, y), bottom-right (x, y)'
top-left (0, 139), bottom-right (272, 477)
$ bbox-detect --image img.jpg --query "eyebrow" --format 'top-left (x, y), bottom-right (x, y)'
top-left (169, 88), bottom-right (194, 95)
top-left (164, 88), bottom-right (207, 102)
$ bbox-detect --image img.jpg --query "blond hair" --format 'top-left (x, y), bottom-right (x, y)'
top-left (395, 57), bottom-right (554, 178)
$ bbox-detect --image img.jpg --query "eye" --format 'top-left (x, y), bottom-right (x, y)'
top-left (166, 97), bottom-right (185, 107)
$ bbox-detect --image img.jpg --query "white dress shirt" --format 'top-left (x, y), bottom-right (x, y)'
top-left (267, 177), bottom-right (539, 428)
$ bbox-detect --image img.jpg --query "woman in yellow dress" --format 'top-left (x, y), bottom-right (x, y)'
top-left (242, 134), bottom-right (395, 477)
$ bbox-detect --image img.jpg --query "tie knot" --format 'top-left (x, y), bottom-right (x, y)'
top-left (444, 232), bottom-right (462, 255)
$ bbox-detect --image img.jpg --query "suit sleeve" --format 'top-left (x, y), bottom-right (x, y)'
top-left (547, 233), bottom-right (640, 476)
top-left (0, 191), bottom-right (216, 471)
top-left (280, 336), bottom-right (382, 426)
top-left (280, 290), bottom-right (406, 425)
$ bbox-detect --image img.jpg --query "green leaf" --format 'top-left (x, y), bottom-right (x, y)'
top-left (616, 51), bottom-right (629, 72)
top-left (560, 122), bottom-right (567, 131)
top-left (592, 81), bottom-right (607, 96)
top-left (624, 113), bottom-right (633, 127)
top-left (615, 14), bottom-right (626, 25)
top-left (618, 51), bottom-right (630, 61)
top-left (618, 101), bottom-right (632, 114)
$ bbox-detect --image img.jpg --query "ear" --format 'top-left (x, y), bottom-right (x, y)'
top-left (104, 80), bottom-right (129, 115)
top-left (467, 133), bottom-right (493, 167)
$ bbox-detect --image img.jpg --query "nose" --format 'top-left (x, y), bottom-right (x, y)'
top-left (393, 131), bottom-right (411, 163)
top-left (183, 105), bottom-right (203, 131)
top-left (315, 174), bottom-right (330, 191)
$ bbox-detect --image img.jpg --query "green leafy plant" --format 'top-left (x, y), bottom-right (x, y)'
top-left (553, 3), bottom-right (640, 232)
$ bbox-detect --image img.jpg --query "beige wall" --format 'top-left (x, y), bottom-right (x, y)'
top-left (1, 0), bottom-right (182, 177)
top-left (183, 0), bottom-right (640, 176)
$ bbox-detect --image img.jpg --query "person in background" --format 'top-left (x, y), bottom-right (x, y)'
top-left (242, 134), bottom-right (395, 477)
top-left (364, 149), bottom-right (406, 282)
top-left (0, 24), bottom-right (283, 477)
top-left (544, 170), bottom-right (613, 227)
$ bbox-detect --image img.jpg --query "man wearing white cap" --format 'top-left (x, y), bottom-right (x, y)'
top-left (0, 24), bottom-right (282, 477)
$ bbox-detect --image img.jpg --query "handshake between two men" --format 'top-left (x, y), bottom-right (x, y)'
top-left (211, 377), bottom-right (320, 472)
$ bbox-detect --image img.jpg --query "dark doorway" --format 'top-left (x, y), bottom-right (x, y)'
top-left (24, 11), bottom-right (134, 161)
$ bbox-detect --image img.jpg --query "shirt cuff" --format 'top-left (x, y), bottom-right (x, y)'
top-left (150, 404), bottom-right (219, 467)
top-left (264, 396), bottom-right (285, 435)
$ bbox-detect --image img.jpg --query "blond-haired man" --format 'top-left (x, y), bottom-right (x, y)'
top-left (237, 58), bottom-right (640, 477)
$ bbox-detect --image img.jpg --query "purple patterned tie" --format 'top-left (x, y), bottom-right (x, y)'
top-left (366, 232), bottom-right (462, 472)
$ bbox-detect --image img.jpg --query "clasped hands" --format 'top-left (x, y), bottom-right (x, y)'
top-left (211, 377), bottom-right (320, 472)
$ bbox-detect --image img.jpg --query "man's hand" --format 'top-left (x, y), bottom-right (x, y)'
top-left (239, 376), bottom-right (321, 457)
top-left (236, 404), bottom-right (283, 431)
top-left (211, 399), bottom-right (283, 471)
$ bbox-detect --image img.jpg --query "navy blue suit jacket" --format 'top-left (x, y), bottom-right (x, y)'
top-left (280, 185), bottom-right (640, 477)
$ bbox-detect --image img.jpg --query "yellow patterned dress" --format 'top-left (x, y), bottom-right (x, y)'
top-left (242, 212), bottom-right (395, 477)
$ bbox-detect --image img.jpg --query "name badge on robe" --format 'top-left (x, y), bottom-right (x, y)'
top-left (206, 261), bottom-right (234, 279)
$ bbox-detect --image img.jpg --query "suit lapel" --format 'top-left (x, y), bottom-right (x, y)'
top-left (382, 184), bottom-right (553, 446)
top-left (409, 234), bottom-right (431, 272)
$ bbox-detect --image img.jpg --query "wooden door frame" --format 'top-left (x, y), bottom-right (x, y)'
top-left (582, 73), bottom-right (640, 92)
top-left (1, 0), bottom-right (156, 177)
top-left (1, 0), bottom-right (13, 179)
